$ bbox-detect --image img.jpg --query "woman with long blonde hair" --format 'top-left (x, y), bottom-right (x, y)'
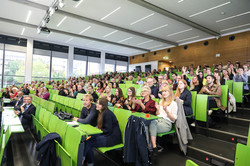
top-left (149, 85), bottom-right (177, 156)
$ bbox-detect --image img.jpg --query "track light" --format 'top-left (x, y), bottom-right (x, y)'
top-left (49, 7), bottom-right (55, 16)
top-left (58, 0), bottom-right (65, 8)
top-left (37, 27), bottom-right (41, 34)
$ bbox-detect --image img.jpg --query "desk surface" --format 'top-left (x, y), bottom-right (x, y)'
top-left (132, 112), bottom-right (160, 120)
top-left (75, 123), bottom-right (103, 136)
top-left (2, 107), bottom-right (24, 133)
top-left (3, 98), bottom-right (11, 104)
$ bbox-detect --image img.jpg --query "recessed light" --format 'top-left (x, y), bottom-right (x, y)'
top-left (148, 45), bottom-right (163, 49)
top-left (75, 0), bottom-right (84, 8)
top-left (177, 0), bottom-right (184, 3)
top-left (130, 13), bottom-right (154, 25)
top-left (65, 38), bottom-right (73, 43)
top-left (145, 24), bottom-right (168, 34)
top-left (220, 23), bottom-right (250, 32)
top-left (79, 26), bottom-right (91, 34)
top-left (100, 7), bottom-right (121, 21)
top-left (137, 40), bottom-right (153, 45)
top-left (103, 30), bottom-right (118, 38)
top-left (216, 11), bottom-right (250, 23)
top-left (189, 1), bottom-right (231, 17)
top-left (57, 16), bottom-right (67, 27)
top-left (177, 36), bottom-right (199, 42)
top-left (26, 10), bottom-right (32, 23)
top-left (167, 28), bottom-right (192, 36)
top-left (21, 28), bottom-right (25, 35)
top-left (118, 37), bottom-right (133, 43)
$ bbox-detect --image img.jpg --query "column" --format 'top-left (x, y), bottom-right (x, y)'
top-left (67, 45), bottom-right (74, 78)
top-left (100, 51), bottom-right (105, 74)
top-left (25, 38), bottom-right (33, 83)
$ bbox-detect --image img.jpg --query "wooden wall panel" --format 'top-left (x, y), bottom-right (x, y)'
top-left (130, 31), bottom-right (250, 68)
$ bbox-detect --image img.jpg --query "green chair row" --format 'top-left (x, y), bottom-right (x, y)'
top-left (31, 95), bottom-right (55, 113)
top-left (32, 107), bottom-right (84, 166)
top-left (0, 126), bottom-right (11, 165)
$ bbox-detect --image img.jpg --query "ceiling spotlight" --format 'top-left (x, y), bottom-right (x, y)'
top-left (59, 0), bottom-right (65, 8)
top-left (37, 27), bottom-right (41, 34)
top-left (49, 7), bottom-right (55, 16)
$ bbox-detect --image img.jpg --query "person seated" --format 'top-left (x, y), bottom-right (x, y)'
top-left (2, 88), bottom-right (10, 99)
top-left (87, 85), bottom-right (99, 103)
top-left (102, 86), bottom-right (114, 104)
top-left (123, 87), bottom-right (135, 111)
top-left (111, 88), bottom-right (125, 108)
top-left (221, 69), bottom-right (231, 85)
top-left (58, 85), bottom-right (67, 96)
top-left (82, 97), bottom-right (122, 165)
top-left (23, 85), bottom-right (30, 95)
top-left (14, 96), bottom-right (36, 131)
top-left (147, 77), bottom-right (158, 98)
top-left (149, 85), bottom-right (177, 156)
top-left (214, 71), bottom-right (221, 86)
top-left (172, 73), bottom-right (178, 90)
top-left (233, 67), bottom-right (249, 92)
top-left (113, 82), bottom-right (119, 89)
top-left (136, 76), bottom-right (144, 85)
top-left (175, 79), bottom-right (193, 116)
top-left (78, 85), bottom-right (87, 94)
top-left (73, 94), bottom-right (98, 126)
top-left (132, 86), bottom-right (156, 115)
top-left (157, 74), bottom-right (164, 91)
top-left (199, 75), bottom-right (225, 115)
top-left (42, 87), bottom-right (50, 100)
top-left (13, 91), bottom-right (24, 111)
top-left (96, 82), bottom-right (104, 94)
top-left (189, 76), bottom-right (202, 93)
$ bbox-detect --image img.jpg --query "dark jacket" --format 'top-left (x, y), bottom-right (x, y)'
top-left (124, 116), bottom-right (150, 166)
top-left (101, 110), bottom-right (122, 147)
top-left (150, 85), bottom-right (158, 98)
top-left (179, 89), bottom-right (193, 116)
top-left (23, 88), bottom-right (30, 95)
top-left (36, 133), bottom-right (62, 166)
top-left (14, 96), bottom-right (24, 111)
top-left (133, 97), bottom-right (156, 115)
top-left (78, 89), bottom-right (86, 94)
top-left (90, 91), bottom-right (98, 103)
top-left (78, 103), bottom-right (98, 126)
top-left (58, 90), bottom-right (67, 96)
top-left (18, 104), bottom-right (36, 130)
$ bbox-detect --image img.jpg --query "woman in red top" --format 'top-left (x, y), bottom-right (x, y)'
top-left (132, 86), bottom-right (156, 115)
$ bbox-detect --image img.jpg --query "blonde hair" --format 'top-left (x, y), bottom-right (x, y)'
top-left (83, 94), bottom-right (93, 101)
top-left (160, 85), bottom-right (174, 106)
top-left (142, 86), bottom-right (151, 94)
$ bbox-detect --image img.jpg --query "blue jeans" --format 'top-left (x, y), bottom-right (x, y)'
top-left (83, 135), bottom-right (107, 164)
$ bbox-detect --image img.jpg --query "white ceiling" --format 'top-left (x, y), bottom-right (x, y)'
top-left (0, 0), bottom-right (249, 56)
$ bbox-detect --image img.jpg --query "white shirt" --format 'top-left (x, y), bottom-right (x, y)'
top-left (158, 100), bottom-right (178, 123)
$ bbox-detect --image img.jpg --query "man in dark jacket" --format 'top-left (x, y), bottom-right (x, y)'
top-left (14, 95), bottom-right (36, 130)
top-left (87, 85), bottom-right (98, 103)
top-left (13, 91), bottom-right (24, 111)
top-left (147, 77), bottom-right (158, 98)
top-left (23, 85), bottom-right (30, 95)
top-left (73, 94), bottom-right (98, 126)
top-left (77, 85), bottom-right (86, 94)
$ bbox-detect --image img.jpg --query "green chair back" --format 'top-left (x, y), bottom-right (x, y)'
top-left (234, 143), bottom-right (250, 166)
top-left (220, 85), bottom-right (228, 108)
top-left (55, 119), bottom-right (68, 144)
top-left (191, 91), bottom-right (197, 116)
top-left (48, 102), bottom-right (55, 113)
top-left (125, 81), bottom-right (133, 84)
top-left (74, 100), bottom-right (83, 110)
top-left (196, 94), bottom-right (208, 122)
top-left (76, 93), bottom-right (85, 101)
top-left (247, 124), bottom-right (250, 147)
top-left (225, 80), bottom-right (233, 94)
top-left (233, 82), bottom-right (243, 103)
top-left (113, 109), bottom-right (132, 143)
top-left (119, 84), bottom-right (126, 89)
top-left (64, 126), bottom-right (84, 166)
top-left (152, 98), bottom-right (160, 104)
top-left (185, 159), bottom-right (198, 166)
top-left (42, 110), bottom-right (52, 129)
top-left (48, 115), bottom-right (59, 133)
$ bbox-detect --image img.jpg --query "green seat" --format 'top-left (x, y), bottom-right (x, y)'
top-left (119, 84), bottom-right (125, 89)
top-left (195, 94), bottom-right (208, 123)
top-left (58, 96), bottom-right (65, 111)
top-left (186, 159), bottom-right (198, 166)
top-left (225, 80), bottom-right (233, 94)
top-left (72, 100), bottom-right (82, 117)
top-left (233, 82), bottom-right (244, 103)
top-left (65, 98), bottom-right (75, 114)
top-left (55, 140), bottom-right (72, 166)
top-left (64, 126), bottom-right (84, 166)
top-left (40, 110), bottom-right (52, 139)
top-left (76, 93), bottom-right (84, 101)
top-left (152, 98), bottom-right (160, 104)
top-left (48, 101), bottom-right (55, 113)
top-left (0, 126), bottom-right (11, 165)
top-left (62, 97), bottom-right (69, 112)
top-left (48, 115), bottom-right (59, 133)
top-left (234, 143), bottom-right (250, 166)
top-left (247, 124), bottom-right (250, 147)
top-left (55, 119), bottom-right (68, 143)
top-left (186, 91), bottom-right (197, 118)
top-left (136, 88), bottom-right (142, 97)
top-left (157, 125), bottom-right (176, 137)
top-left (98, 109), bottom-right (132, 153)
top-left (125, 81), bottom-right (133, 84)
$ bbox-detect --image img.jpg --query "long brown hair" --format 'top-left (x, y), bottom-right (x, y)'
top-left (97, 97), bottom-right (109, 129)
top-left (175, 79), bottom-right (187, 98)
top-left (116, 88), bottom-right (124, 98)
top-left (128, 87), bottom-right (135, 98)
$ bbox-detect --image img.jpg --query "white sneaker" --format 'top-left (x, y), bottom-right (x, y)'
top-left (208, 110), bottom-right (213, 116)
top-left (190, 122), bottom-right (195, 127)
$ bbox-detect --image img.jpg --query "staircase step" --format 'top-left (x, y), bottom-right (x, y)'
top-left (187, 133), bottom-right (235, 166)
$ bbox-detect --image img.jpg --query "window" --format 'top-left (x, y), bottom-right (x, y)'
top-left (88, 62), bottom-right (100, 75)
top-left (0, 44), bottom-right (3, 88)
top-left (51, 51), bottom-right (68, 80)
top-left (73, 60), bottom-right (86, 77)
top-left (116, 65), bottom-right (127, 72)
top-left (105, 64), bottom-right (115, 73)
top-left (32, 54), bottom-right (50, 82)
top-left (3, 45), bottom-right (26, 87)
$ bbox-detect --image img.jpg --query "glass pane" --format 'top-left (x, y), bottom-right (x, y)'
top-left (51, 57), bottom-right (67, 79)
top-left (3, 76), bottom-right (24, 87)
top-left (32, 77), bottom-right (50, 83)
top-left (32, 54), bottom-right (50, 78)
top-left (116, 65), bottom-right (127, 72)
top-left (88, 62), bottom-right (100, 75)
top-left (4, 50), bottom-right (26, 76)
top-left (73, 60), bottom-right (86, 77)
top-left (105, 64), bottom-right (114, 73)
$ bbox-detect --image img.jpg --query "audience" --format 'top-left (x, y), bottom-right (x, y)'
top-left (111, 88), bottom-right (125, 108)
top-left (123, 87), bottom-right (135, 110)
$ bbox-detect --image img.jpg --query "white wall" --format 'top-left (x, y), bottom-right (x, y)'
top-left (129, 61), bottom-right (158, 72)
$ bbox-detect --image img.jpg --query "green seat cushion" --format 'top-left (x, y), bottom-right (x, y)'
top-left (98, 143), bottom-right (124, 153)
